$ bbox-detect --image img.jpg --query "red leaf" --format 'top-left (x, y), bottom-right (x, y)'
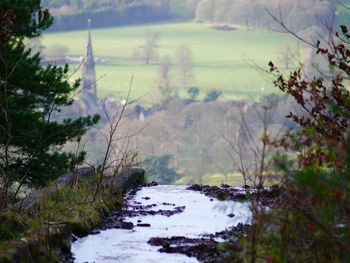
top-left (335, 191), bottom-right (342, 201)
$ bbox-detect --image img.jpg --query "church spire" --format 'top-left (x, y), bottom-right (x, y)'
top-left (81, 18), bottom-right (98, 107)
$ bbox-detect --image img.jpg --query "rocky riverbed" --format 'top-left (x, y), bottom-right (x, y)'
top-left (187, 184), bottom-right (280, 206)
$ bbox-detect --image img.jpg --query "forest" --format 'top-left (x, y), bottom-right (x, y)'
top-left (43, 0), bottom-right (348, 32)
top-left (190, 0), bottom-right (336, 32)
top-left (42, 0), bottom-right (172, 31)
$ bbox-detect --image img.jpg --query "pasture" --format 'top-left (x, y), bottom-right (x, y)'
top-left (42, 22), bottom-right (298, 102)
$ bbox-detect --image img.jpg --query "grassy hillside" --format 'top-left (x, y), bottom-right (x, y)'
top-left (42, 22), bottom-right (298, 102)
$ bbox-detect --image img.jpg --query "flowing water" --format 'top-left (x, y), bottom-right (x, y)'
top-left (72, 185), bottom-right (251, 263)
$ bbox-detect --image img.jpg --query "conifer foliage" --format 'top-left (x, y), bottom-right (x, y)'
top-left (0, 0), bottom-right (99, 206)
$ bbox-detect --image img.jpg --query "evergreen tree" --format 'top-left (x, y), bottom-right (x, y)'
top-left (0, 0), bottom-right (99, 202)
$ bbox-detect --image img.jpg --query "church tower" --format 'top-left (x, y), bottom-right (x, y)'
top-left (81, 19), bottom-right (98, 107)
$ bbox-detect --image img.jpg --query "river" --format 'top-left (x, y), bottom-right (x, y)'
top-left (72, 185), bottom-right (251, 263)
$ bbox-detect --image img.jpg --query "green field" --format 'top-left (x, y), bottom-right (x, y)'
top-left (42, 22), bottom-right (298, 102)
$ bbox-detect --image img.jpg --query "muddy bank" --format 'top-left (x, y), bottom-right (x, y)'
top-left (187, 184), bottom-right (280, 206)
top-left (148, 223), bottom-right (250, 263)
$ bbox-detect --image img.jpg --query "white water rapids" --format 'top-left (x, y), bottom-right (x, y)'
top-left (72, 185), bottom-right (251, 263)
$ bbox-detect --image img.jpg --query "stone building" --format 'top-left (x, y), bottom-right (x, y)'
top-left (80, 19), bottom-right (99, 108)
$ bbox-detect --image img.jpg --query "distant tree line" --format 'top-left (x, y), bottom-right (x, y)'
top-left (42, 0), bottom-right (170, 14)
top-left (43, 0), bottom-right (347, 34)
top-left (79, 96), bottom-right (288, 185)
top-left (43, 0), bottom-right (172, 31)
top-left (189, 0), bottom-right (337, 33)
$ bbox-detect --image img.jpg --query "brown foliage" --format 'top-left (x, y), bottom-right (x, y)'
top-left (0, 10), bottom-right (15, 42)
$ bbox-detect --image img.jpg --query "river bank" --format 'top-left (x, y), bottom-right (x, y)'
top-left (0, 168), bottom-right (145, 263)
